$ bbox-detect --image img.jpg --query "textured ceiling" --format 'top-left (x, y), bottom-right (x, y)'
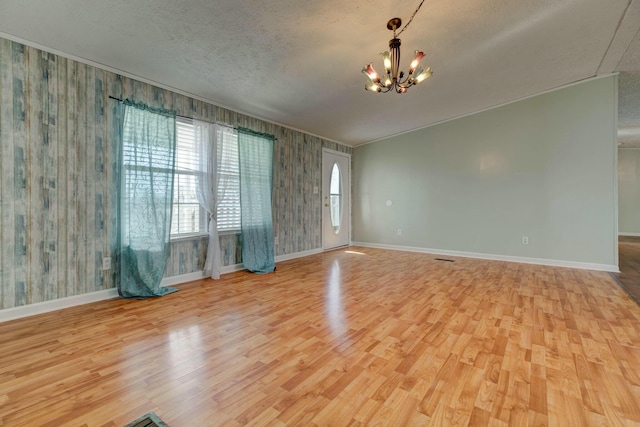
top-left (0, 0), bottom-right (639, 146)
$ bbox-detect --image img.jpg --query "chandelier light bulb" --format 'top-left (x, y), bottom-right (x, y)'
top-left (381, 51), bottom-right (392, 74)
top-left (409, 51), bottom-right (425, 72)
top-left (362, 63), bottom-right (380, 83)
top-left (365, 81), bottom-right (382, 92)
top-left (415, 66), bottom-right (432, 83)
top-left (410, 66), bottom-right (423, 82)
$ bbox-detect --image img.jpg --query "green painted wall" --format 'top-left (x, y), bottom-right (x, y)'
top-left (0, 38), bottom-right (350, 309)
top-left (353, 76), bottom-right (618, 268)
top-left (618, 149), bottom-right (640, 234)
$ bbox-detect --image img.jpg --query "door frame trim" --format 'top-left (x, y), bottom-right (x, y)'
top-left (322, 148), bottom-right (352, 250)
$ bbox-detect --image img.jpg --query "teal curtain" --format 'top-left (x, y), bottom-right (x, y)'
top-left (116, 100), bottom-right (178, 298)
top-left (238, 128), bottom-right (275, 274)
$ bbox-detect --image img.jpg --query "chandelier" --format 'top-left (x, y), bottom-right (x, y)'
top-left (361, 1), bottom-right (432, 93)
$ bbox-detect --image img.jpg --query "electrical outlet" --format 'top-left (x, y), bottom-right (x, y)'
top-left (397, 228), bottom-right (402, 236)
top-left (313, 186), bottom-right (319, 194)
top-left (102, 256), bottom-right (112, 270)
top-left (274, 236), bottom-right (279, 245)
top-left (521, 236), bottom-right (529, 245)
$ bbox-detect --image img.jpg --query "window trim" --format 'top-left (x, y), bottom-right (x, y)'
top-left (170, 232), bottom-right (210, 242)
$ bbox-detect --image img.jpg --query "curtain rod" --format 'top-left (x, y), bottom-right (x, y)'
top-left (108, 96), bottom-right (277, 140)
top-left (109, 95), bottom-right (190, 121)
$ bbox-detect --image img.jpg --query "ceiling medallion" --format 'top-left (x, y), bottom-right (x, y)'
top-left (362, 1), bottom-right (432, 93)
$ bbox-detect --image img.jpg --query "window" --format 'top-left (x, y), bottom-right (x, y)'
top-left (170, 119), bottom-right (241, 238)
top-left (121, 104), bottom-right (177, 250)
top-left (329, 162), bottom-right (342, 233)
top-left (171, 118), bottom-right (205, 237)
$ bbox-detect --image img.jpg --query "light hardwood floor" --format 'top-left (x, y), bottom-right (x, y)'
top-left (1, 247), bottom-right (640, 426)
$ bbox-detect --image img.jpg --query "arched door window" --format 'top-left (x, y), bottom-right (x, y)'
top-left (330, 163), bottom-right (342, 233)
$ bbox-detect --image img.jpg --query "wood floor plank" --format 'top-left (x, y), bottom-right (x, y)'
top-left (613, 236), bottom-right (640, 305)
top-left (1, 247), bottom-right (640, 426)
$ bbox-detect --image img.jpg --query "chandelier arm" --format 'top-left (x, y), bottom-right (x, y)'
top-left (396, 0), bottom-right (426, 37)
top-left (397, 73), bottom-right (412, 86)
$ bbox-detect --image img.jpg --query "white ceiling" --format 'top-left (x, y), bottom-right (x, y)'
top-left (1, 0), bottom-right (640, 146)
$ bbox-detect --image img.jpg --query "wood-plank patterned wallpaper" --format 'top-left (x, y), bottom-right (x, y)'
top-left (0, 37), bottom-right (350, 310)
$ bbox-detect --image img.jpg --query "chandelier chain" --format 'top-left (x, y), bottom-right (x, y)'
top-left (395, 0), bottom-right (426, 37)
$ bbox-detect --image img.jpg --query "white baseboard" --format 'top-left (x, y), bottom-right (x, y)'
top-left (276, 248), bottom-right (323, 262)
top-left (221, 263), bottom-right (245, 274)
top-left (0, 288), bottom-right (119, 323)
top-left (619, 232), bottom-right (640, 237)
top-left (352, 242), bottom-right (620, 273)
top-left (0, 248), bottom-right (326, 323)
top-left (160, 271), bottom-right (207, 287)
top-left (215, 248), bottom-right (324, 275)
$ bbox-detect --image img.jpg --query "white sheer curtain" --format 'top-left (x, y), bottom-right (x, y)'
top-left (194, 120), bottom-right (222, 279)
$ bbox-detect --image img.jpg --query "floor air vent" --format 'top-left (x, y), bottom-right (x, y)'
top-left (124, 412), bottom-right (168, 427)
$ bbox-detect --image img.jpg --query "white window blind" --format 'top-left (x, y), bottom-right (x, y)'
top-left (171, 118), bottom-right (205, 237)
top-left (216, 126), bottom-right (241, 232)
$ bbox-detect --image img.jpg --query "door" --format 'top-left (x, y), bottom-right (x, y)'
top-left (322, 149), bottom-right (350, 250)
